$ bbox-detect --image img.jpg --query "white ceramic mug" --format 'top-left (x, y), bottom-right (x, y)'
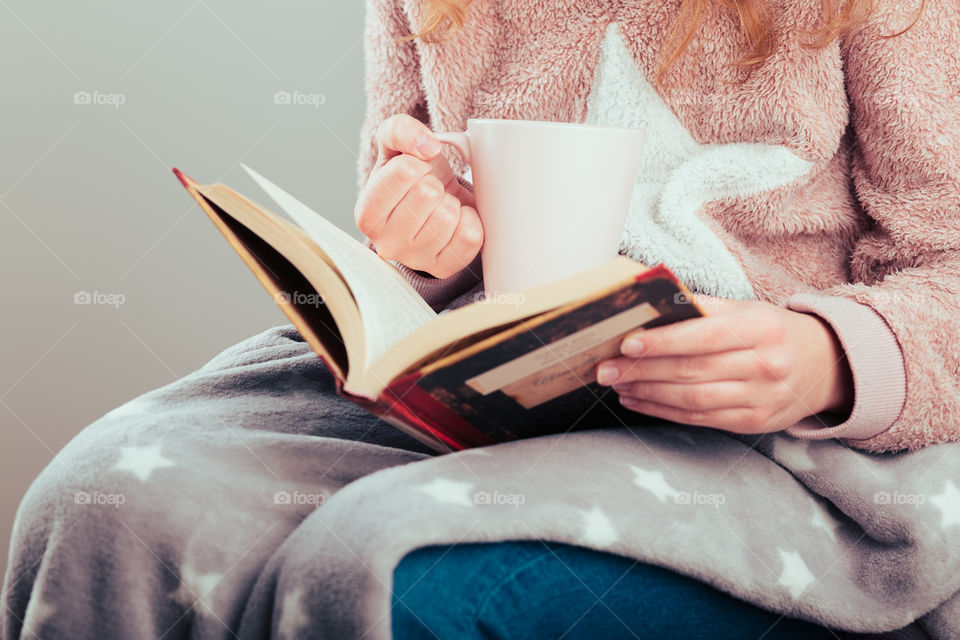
top-left (435, 118), bottom-right (646, 297)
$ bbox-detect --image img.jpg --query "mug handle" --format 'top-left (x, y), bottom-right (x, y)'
top-left (434, 131), bottom-right (471, 164)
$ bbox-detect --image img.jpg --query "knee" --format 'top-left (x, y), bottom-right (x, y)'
top-left (391, 542), bottom-right (549, 640)
top-left (12, 408), bottom-right (179, 551)
top-left (392, 545), bottom-right (469, 639)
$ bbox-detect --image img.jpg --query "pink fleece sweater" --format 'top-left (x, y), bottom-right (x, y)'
top-left (356, 0), bottom-right (960, 454)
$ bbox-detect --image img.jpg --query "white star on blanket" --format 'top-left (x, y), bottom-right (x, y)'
top-left (777, 548), bottom-right (816, 599)
top-left (415, 478), bottom-right (476, 507)
top-left (929, 480), bottom-right (960, 529)
top-left (630, 465), bottom-right (681, 502)
top-left (771, 435), bottom-right (817, 472)
top-left (580, 506), bottom-right (620, 548)
top-left (583, 21), bottom-right (814, 300)
top-left (810, 501), bottom-right (840, 541)
top-left (277, 587), bottom-right (311, 640)
top-left (21, 595), bottom-right (55, 636)
top-left (170, 563), bottom-right (222, 614)
top-left (113, 444), bottom-right (175, 482)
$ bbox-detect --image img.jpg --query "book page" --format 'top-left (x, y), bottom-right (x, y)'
top-left (193, 183), bottom-right (366, 379)
top-left (240, 165), bottom-right (436, 371)
top-left (463, 302), bottom-right (660, 403)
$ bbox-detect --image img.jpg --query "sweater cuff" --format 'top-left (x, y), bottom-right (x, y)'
top-left (363, 238), bottom-right (482, 310)
top-left (392, 254), bottom-right (483, 310)
top-left (781, 293), bottom-right (907, 441)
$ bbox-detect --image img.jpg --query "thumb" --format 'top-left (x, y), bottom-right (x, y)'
top-left (375, 113), bottom-right (442, 167)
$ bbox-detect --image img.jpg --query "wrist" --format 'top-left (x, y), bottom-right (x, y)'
top-left (806, 313), bottom-right (855, 415)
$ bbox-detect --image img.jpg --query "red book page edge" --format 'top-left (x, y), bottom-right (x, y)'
top-left (635, 263), bottom-right (675, 283)
top-left (636, 264), bottom-right (706, 315)
top-left (378, 372), bottom-right (496, 450)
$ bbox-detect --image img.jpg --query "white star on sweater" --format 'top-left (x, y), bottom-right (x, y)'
top-left (415, 478), bottom-right (476, 507)
top-left (776, 548), bottom-right (816, 599)
top-left (113, 444), bottom-right (175, 482)
top-left (771, 436), bottom-right (817, 472)
top-left (584, 21), bottom-right (814, 300)
top-left (630, 465), bottom-right (681, 502)
top-left (929, 480), bottom-right (960, 529)
top-left (277, 587), bottom-right (311, 640)
top-left (580, 506), bottom-right (619, 548)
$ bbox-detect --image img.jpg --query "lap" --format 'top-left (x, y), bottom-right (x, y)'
top-left (18, 325), bottom-right (431, 526)
top-left (2, 325), bottom-right (431, 640)
top-left (392, 541), bottom-right (837, 640)
top-left (1, 325), bottom-right (857, 639)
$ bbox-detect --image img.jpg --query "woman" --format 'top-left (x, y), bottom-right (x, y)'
top-left (4, 0), bottom-right (958, 638)
top-left (358, 0), bottom-right (959, 636)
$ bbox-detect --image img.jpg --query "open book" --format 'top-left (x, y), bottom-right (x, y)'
top-left (174, 166), bottom-right (706, 452)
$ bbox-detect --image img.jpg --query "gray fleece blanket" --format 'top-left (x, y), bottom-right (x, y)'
top-left (2, 324), bottom-right (957, 640)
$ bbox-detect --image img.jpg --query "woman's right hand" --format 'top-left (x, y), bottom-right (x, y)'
top-left (355, 114), bottom-right (484, 279)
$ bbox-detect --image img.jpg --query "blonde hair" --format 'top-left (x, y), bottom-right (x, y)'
top-left (402, 0), bottom-right (925, 87)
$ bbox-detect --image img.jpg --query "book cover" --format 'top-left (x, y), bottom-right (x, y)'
top-left (378, 267), bottom-right (701, 449)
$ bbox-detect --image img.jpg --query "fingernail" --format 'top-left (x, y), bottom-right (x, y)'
top-left (622, 336), bottom-right (644, 356)
top-left (621, 396), bottom-right (639, 407)
top-left (596, 363), bottom-right (618, 385)
top-left (416, 133), bottom-right (440, 156)
top-left (613, 383), bottom-right (630, 393)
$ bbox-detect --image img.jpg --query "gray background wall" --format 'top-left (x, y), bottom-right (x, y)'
top-left (1, 0), bottom-right (368, 580)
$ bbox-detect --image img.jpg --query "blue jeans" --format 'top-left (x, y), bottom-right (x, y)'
top-left (392, 540), bottom-right (836, 640)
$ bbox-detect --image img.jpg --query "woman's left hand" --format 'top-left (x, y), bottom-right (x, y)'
top-left (595, 296), bottom-right (855, 434)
